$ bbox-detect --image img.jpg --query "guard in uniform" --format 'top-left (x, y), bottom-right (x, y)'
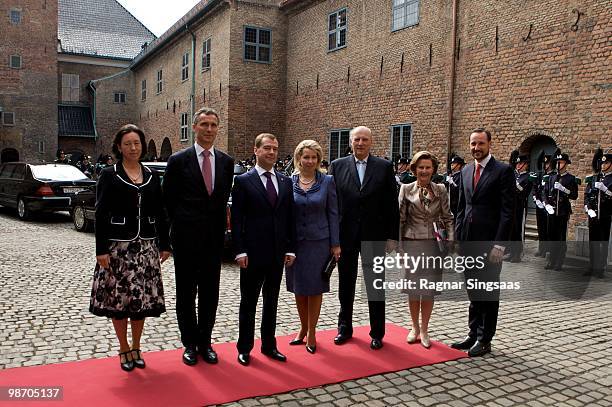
top-left (395, 156), bottom-right (415, 190)
top-left (507, 154), bottom-right (533, 262)
top-left (445, 155), bottom-right (465, 221)
top-left (584, 150), bottom-right (612, 278)
top-left (544, 152), bottom-right (578, 271)
top-left (533, 154), bottom-right (553, 257)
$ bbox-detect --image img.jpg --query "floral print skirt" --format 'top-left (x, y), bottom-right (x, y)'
top-left (89, 239), bottom-right (166, 320)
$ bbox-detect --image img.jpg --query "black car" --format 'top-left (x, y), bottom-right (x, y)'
top-left (0, 162), bottom-right (96, 220)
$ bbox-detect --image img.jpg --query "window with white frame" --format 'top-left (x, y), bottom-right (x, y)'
top-left (114, 92), bottom-right (126, 103)
top-left (244, 27), bottom-right (271, 63)
top-left (390, 124), bottom-right (412, 162)
top-left (61, 73), bottom-right (79, 102)
top-left (10, 9), bottom-right (21, 24)
top-left (2, 112), bottom-right (15, 126)
top-left (9, 54), bottom-right (22, 69)
top-left (156, 69), bottom-right (163, 94)
top-left (180, 113), bottom-right (189, 141)
top-left (392, 0), bottom-right (420, 31)
top-left (329, 129), bottom-right (351, 161)
top-left (141, 79), bottom-right (146, 101)
top-left (181, 52), bottom-right (189, 81)
top-left (328, 8), bottom-right (347, 51)
top-left (202, 38), bottom-right (211, 70)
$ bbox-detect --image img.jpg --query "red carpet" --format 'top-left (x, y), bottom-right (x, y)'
top-left (0, 324), bottom-right (467, 406)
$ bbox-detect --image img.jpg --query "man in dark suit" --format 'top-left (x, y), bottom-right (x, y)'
top-left (231, 133), bottom-right (296, 366)
top-left (163, 107), bottom-right (234, 366)
top-left (328, 126), bottom-right (399, 350)
top-left (451, 128), bottom-right (514, 357)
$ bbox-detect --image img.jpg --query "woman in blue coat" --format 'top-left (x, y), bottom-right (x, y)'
top-left (286, 140), bottom-right (341, 353)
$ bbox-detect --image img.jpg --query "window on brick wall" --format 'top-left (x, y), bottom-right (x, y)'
top-left (244, 26), bottom-right (271, 63)
top-left (38, 141), bottom-right (45, 154)
top-left (181, 52), bottom-right (189, 81)
top-left (156, 69), bottom-right (163, 94)
top-left (114, 92), bottom-right (126, 103)
top-left (10, 9), bottom-right (21, 25)
top-left (329, 129), bottom-right (351, 161)
top-left (2, 112), bottom-right (15, 126)
top-left (328, 8), bottom-right (347, 51)
top-left (61, 73), bottom-right (79, 102)
top-left (9, 54), bottom-right (22, 69)
top-left (180, 112), bottom-right (189, 141)
top-left (202, 37), bottom-right (211, 70)
top-left (141, 79), bottom-right (146, 101)
top-left (392, 0), bottom-right (420, 31)
top-left (390, 124), bottom-right (412, 162)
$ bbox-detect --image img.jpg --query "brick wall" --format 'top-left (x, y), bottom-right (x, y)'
top-left (0, 0), bottom-right (58, 163)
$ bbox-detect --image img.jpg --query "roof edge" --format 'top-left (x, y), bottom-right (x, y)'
top-left (112, 0), bottom-right (157, 40)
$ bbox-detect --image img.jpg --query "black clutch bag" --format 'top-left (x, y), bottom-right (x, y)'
top-left (321, 256), bottom-right (337, 281)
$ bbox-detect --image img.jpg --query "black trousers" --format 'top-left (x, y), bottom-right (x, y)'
top-left (337, 245), bottom-right (385, 340)
top-left (174, 246), bottom-right (221, 349)
top-left (237, 263), bottom-right (283, 354)
top-left (547, 214), bottom-right (569, 267)
top-left (589, 215), bottom-right (611, 272)
top-left (536, 207), bottom-right (548, 253)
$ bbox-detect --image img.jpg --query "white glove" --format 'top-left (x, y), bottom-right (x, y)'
top-left (446, 175), bottom-right (456, 186)
top-left (545, 204), bottom-right (555, 215)
top-left (536, 200), bottom-right (544, 209)
top-left (588, 209), bottom-right (597, 218)
top-left (594, 181), bottom-right (609, 194)
top-left (554, 182), bottom-right (569, 194)
top-left (516, 182), bottom-right (524, 192)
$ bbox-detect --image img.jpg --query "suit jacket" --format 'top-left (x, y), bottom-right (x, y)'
top-left (231, 168), bottom-right (296, 267)
top-left (328, 155), bottom-right (399, 248)
top-left (455, 156), bottom-right (514, 243)
top-left (163, 145), bottom-right (234, 249)
top-left (399, 181), bottom-right (454, 241)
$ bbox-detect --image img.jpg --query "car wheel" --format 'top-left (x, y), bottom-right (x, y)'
top-left (73, 205), bottom-right (92, 232)
top-left (17, 197), bottom-right (30, 221)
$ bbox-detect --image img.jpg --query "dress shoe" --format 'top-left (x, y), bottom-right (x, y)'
top-left (119, 351), bottom-right (134, 372)
top-left (406, 327), bottom-right (420, 344)
top-left (333, 333), bottom-right (352, 345)
top-left (509, 257), bottom-right (521, 263)
top-left (420, 332), bottom-right (431, 349)
top-left (289, 338), bottom-right (305, 346)
top-left (468, 341), bottom-right (491, 357)
top-left (370, 338), bottom-right (383, 350)
top-left (237, 353), bottom-right (250, 366)
top-left (544, 263), bottom-right (554, 270)
top-left (131, 349), bottom-right (146, 369)
top-left (261, 348), bottom-right (287, 362)
top-left (596, 272), bottom-right (605, 279)
top-left (451, 336), bottom-right (476, 350)
top-left (306, 345), bottom-right (316, 354)
top-left (554, 265), bottom-right (563, 271)
top-left (201, 346), bottom-right (218, 364)
top-left (182, 346), bottom-right (198, 366)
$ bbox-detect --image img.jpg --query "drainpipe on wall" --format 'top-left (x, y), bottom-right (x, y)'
top-left (186, 23), bottom-right (196, 146)
top-left (87, 81), bottom-right (99, 161)
top-left (447, 0), bottom-right (458, 163)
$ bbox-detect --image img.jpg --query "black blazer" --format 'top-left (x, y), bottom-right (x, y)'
top-left (455, 156), bottom-right (514, 243)
top-left (163, 146), bottom-right (234, 247)
top-left (230, 168), bottom-right (296, 268)
top-left (95, 163), bottom-right (170, 256)
top-left (328, 155), bottom-right (399, 248)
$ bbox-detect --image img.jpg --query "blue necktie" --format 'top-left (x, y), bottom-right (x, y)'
top-left (357, 160), bottom-right (366, 185)
top-left (263, 172), bottom-right (277, 206)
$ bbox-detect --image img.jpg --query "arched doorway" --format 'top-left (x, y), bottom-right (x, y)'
top-left (160, 137), bottom-right (172, 161)
top-left (519, 134), bottom-right (557, 209)
top-left (147, 139), bottom-right (158, 161)
top-left (1, 148), bottom-right (19, 163)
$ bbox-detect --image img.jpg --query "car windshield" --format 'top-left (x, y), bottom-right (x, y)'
top-left (30, 164), bottom-right (89, 181)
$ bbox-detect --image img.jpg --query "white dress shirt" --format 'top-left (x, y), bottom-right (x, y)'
top-left (254, 164), bottom-right (278, 193)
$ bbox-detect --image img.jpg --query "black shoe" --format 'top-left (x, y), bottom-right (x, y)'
top-left (451, 336), bottom-right (476, 350)
top-left (370, 338), bottom-right (383, 350)
top-left (182, 346), bottom-right (198, 366)
top-left (333, 333), bottom-right (352, 345)
top-left (119, 351), bottom-right (134, 372)
top-left (237, 353), bottom-right (250, 366)
top-left (468, 341), bottom-right (491, 357)
top-left (289, 338), bottom-right (305, 346)
top-left (554, 265), bottom-right (563, 271)
top-left (261, 348), bottom-right (287, 362)
top-left (509, 257), bottom-right (521, 263)
top-left (583, 269), bottom-right (593, 276)
top-left (306, 345), bottom-right (316, 354)
top-left (200, 346), bottom-right (218, 364)
top-left (545, 263), bottom-right (554, 270)
top-left (596, 271), bottom-right (605, 279)
top-left (131, 349), bottom-right (145, 369)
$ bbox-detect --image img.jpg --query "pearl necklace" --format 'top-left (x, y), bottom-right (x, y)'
top-left (299, 175), bottom-right (315, 185)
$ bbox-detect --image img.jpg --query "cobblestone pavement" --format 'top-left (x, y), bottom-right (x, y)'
top-left (1, 208), bottom-right (611, 406)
